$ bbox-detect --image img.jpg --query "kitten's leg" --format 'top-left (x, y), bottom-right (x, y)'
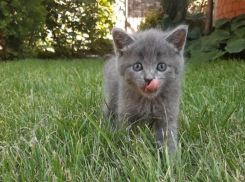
top-left (155, 119), bottom-right (177, 153)
top-left (118, 112), bottom-right (130, 129)
top-left (103, 104), bottom-right (117, 130)
top-left (108, 112), bottom-right (117, 129)
top-left (118, 113), bottom-right (137, 139)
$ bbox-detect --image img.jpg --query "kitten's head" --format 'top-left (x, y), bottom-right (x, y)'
top-left (112, 25), bottom-right (188, 98)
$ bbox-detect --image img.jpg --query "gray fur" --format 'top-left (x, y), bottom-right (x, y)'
top-left (103, 25), bottom-right (188, 153)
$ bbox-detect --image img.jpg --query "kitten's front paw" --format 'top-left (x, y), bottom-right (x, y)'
top-left (157, 140), bottom-right (176, 154)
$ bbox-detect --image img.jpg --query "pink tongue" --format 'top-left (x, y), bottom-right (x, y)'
top-left (145, 79), bottom-right (159, 92)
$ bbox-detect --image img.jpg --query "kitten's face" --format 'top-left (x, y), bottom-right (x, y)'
top-left (114, 29), bottom-right (186, 98)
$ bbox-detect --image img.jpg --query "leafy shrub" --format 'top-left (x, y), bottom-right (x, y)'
top-left (0, 0), bottom-right (47, 60)
top-left (185, 12), bottom-right (206, 54)
top-left (138, 9), bottom-right (206, 55)
top-left (160, 0), bottom-right (189, 28)
top-left (139, 0), bottom-right (190, 31)
top-left (42, 0), bottom-right (115, 58)
top-left (138, 9), bottom-right (163, 30)
top-left (0, 0), bottom-right (115, 60)
top-left (88, 38), bottom-right (113, 56)
top-left (189, 14), bottom-right (245, 61)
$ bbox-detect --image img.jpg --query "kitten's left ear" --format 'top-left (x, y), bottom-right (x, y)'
top-left (166, 25), bottom-right (188, 52)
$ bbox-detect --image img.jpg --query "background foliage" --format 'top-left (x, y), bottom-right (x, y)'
top-left (0, 0), bottom-right (115, 60)
top-left (1, 0), bottom-right (245, 61)
top-left (139, 0), bottom-right (245, 60)
top-left (189, 14), bottom-right (245, 61)
top-left (0, 0), bottom-right (47, 60)
top-left (139, 0), bottom-right (191, 30)
top-left (138, 0), bottom-right (206, 56)
top-left (161, 0), bottom-right (189, 28)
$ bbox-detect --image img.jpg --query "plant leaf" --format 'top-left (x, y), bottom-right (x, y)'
top-left (234, 27), bottom-right (245, 38)
top-left (225, 38), bottom-right (245, 53)
top-left (231, 20), bottom-right (245, 31)
top-left (190, 49), bottom-right (226, 61)
top-left (215, 18), bottom-right (230, 28)
top-left (188, 27), bottom-right (201, 40)
top-left (211, 30), bottom-right (231, 41)
top-left (208, 50), bottom-right (226, 60)
top-left (201, 41), bottom-right (219, 52)
top-left (231, 14), bottom-right (245, 23)
top-left (189, 13), bottom-right (204, 20)
top-left (227, 35), bottom-right (242, 44)
top-left (189, 39), bottom-right (202, 52)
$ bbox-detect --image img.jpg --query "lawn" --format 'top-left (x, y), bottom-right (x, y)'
top-left (0, 59), bottom-right (244, 181)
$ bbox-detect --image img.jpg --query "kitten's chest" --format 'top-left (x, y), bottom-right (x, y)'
top-left (119, 84), bottom-right (166, 123)
top-left (140, 99), bottom-right (162, 116)
top-left (128, 97), bottom-right (164, 124)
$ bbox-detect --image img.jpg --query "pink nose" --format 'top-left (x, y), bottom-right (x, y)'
top-left (145, 79), bottom-right (159, 92)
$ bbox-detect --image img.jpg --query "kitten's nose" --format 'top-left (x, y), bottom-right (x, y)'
top-left (145, 79), bottom-right (153, 85)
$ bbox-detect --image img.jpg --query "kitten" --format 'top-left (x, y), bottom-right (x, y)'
top-left (103, 25), bottom-right (188, 153)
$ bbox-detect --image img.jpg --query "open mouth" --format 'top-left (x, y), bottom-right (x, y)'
top-left (144, 79), bottom-right (159, 93)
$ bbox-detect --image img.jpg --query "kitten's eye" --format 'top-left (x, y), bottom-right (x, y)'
top-left (133, 63), bottom-right (143, 71)
top-left (157, 63), bottom-right (167, 72)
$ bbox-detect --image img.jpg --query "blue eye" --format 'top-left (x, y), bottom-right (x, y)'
top-left (157, 63), bottom-right (167, 72)
top-left (133, 63), bottom-right (143, 71)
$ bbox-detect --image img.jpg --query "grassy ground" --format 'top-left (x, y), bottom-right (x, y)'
top-left (0, 59), bottom-right (244, 181)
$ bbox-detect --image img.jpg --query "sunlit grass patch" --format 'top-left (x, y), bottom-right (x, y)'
top-left (0, 59), bottom-right (244, 181)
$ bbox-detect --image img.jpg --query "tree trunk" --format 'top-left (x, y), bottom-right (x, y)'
top-left (200, 0), bottom-right (207, 12)
top-left (53, 30), bottom-right (68, 57)
top-left (204, 0), bottom-right (213, 35)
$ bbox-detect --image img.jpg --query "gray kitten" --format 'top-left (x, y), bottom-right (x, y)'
top-left (103, 25), bottom-right (188, 153)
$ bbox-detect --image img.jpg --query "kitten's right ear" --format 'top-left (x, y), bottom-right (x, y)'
top-left (112, 28), bottom-right (135, 51)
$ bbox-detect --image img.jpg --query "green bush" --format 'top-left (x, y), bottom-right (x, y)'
top-left (138, 9), bottom-right (206, 55)
top-left (0, 0), bottom-right (115, 60)
top-left (88, 38), bottom-right (113, 56)
top-left (0, 0), bottom-right (47, 60)
top-left (42, 0), bottom-right (115, 58)
top-left (139, 0), bottom-right (189, 31)
top-left (189, 14), bottom-right (245, 61)
top-left (185, 12), bottom-right (205, 53)
top-left (138, 9), bottom-right (163, 30)
top-left (160, 0), bottom-right (189, 28)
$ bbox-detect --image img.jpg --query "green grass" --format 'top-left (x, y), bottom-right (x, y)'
top-left (0, 59), bottom-right (244, 181)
